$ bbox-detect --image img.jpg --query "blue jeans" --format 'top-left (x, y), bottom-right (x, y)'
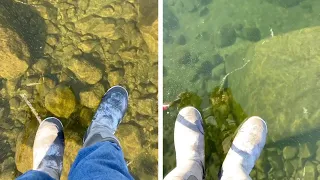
top-left (16, 141), bottom-right (134, 180)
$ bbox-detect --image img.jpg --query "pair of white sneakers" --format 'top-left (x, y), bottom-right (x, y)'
top-left (164, 106), bottom-right (267, 180)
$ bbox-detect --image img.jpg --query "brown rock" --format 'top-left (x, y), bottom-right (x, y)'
top-left (66, 58), bottom-right (102, 84)
top-left (0, 26), bottom-right (29, 80)
top-left (139, 19), bottom-right (158, 55)
top-left (44, 86), bottom-right (76, 118)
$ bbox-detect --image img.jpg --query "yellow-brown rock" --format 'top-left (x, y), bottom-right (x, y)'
top-left (0, 26), bottom-right (29, 80)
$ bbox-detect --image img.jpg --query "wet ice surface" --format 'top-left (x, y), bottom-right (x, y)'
top-left (164, 0), bottom-right (320, 179)
top-left (0, 0), bottom-right (158, 179)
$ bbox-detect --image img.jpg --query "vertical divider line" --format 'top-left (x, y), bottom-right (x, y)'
top-left (158, 0), bottom-right (164, 178)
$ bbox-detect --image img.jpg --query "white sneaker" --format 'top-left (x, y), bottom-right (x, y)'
top-left (220, 116), bottom-right (267, 180)
top-left (33, 117), bottom-right (64, 180)
top-left (164, 106), bottom-right (205, 180)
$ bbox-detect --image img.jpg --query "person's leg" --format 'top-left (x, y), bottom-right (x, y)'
top-left (164, 106), bottom-right (205, 180)
top-left (17, 117), bottom-right (65, 180)
top-left (219, 116), bottom-right (267, 180)
top-left (68, 85), bottom-right (133, 180)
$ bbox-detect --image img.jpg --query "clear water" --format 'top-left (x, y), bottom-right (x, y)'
top-left (164, 0), bottom-right (320, 179)
top-left (0, 0), bottom-right (157, 179)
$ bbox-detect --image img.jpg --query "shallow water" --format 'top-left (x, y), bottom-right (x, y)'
top-left (164, 0), bottom-right (320, 179)
top-left (0, 0), bottom-right (157, 179)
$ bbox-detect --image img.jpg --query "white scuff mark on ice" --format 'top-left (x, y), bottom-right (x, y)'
top-left (303, 107), bottom-right (309, 119)
top-left (270, 28), bottom-right (274, 37)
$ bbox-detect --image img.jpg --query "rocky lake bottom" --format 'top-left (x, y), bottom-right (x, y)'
top-left (0, 0), bottom-right (158, 179)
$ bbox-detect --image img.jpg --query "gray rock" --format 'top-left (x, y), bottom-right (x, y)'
top-left (283, 146), bottom-right (298, 160)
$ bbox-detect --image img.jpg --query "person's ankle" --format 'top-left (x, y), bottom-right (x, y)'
top-left (36, 166), bottom-right (61, 179)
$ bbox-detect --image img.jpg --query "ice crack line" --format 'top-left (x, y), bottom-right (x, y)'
top-left (219, 58), bottom-right (251, 92)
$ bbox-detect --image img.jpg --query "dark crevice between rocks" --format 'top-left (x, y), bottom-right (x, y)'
top-left (0, 134), bottom-right (12, 164)
top-left (0, 0), bottom-right (47, 62)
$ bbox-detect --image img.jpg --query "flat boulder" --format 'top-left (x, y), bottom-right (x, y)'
top-left (225, 26), bottom-right (320, 143)
top-left (66, 58), bottom-right (102, 85)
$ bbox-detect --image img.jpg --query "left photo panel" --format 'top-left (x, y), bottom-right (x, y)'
top-left (0, 0), bottom-right (158, 179)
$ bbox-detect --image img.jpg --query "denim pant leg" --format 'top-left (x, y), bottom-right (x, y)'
top-left (68, 141), bottom-right (134, 180)
top-left (16, 170), bottom-right (55, 180)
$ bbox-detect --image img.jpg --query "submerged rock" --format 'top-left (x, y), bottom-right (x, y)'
top-left (79, 107), bottom-right (93, 127)
top-left (242, 27), bottom-right (261, 42)
top-left (225, 26), bottom-right (320, 142)
top-left (304, 161), bottom-right (317, 180)
top-left (45, 86), bottom-right (76, 118)
top-left (199, 7), bottom-right (209, 17)
top-left (139, 19), bottom-right (158, 55)
top-left (0, 26), bottom-right (29, 80)
top-left (216, 24), bottom-right (237, 48)
top-left (176, 34), bottom-right (187, 45)
top-left (283, 146), bottom-right (298, 160)
top-left (164, 3), bottom-right (179, 30)
top-left (284, 161), bottom-right (294, 177)
top-left (79, 84), bottom-right (104, 109)
top-left (116, 124), bottom-right (142, 160)
top-left (107, 70), bottom-right (123, 86)
top-left (75, 16), bottom-right (119, 40)
top-left (66, 58), bottom-right (102, 85)
top-left (299, 143), bottom-right (314, 159)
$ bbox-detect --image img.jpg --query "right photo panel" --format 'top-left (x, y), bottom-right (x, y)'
top-left (163, 0), bottom-right (320, 179)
